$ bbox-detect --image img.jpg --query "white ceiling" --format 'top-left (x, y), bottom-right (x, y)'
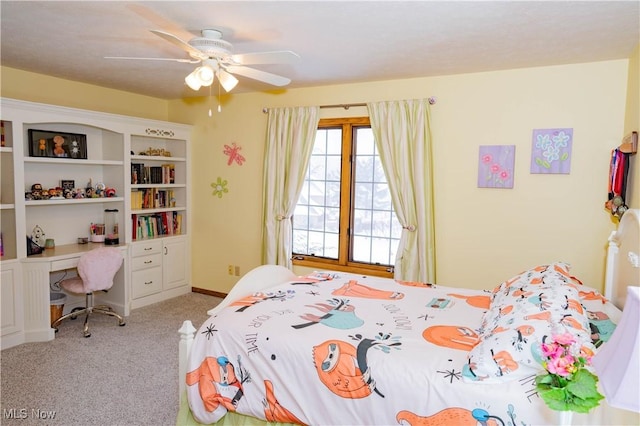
top-left (1, 1), bottom-right (638, 100)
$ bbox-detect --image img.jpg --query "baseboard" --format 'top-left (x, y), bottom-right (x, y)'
top-left (192, 287), bottom-right (227, 299)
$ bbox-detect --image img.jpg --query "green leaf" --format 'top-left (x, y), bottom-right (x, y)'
top-left (536, 374), bottom-right (554, 386)
top-left (561, 152), bottom-right (569, 161)
top-left (568, 370), bottom-right (603, 400)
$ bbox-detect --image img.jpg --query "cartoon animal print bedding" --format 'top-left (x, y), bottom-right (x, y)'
top-left (185, 270), bottom-right (616, 425)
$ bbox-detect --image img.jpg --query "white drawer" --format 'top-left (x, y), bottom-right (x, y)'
top-left (131, 267), bottom-right (162, 299)
top-left (131, 253), bottom-right (162, 271)
top-left (131, 240), bottom-right (162, 257)
top-left (50, 257), bottom-right (79, 271)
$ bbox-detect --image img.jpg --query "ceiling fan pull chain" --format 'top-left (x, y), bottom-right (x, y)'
top-left (208, 86), bottom-right (213, 117)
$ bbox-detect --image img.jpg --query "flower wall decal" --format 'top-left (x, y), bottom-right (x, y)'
top-left (211, 177), bottom-right (229, 198)
top-left (477, 145), bottom-right (515, 189)
top-left (530, 128), bottom-right (573, 174)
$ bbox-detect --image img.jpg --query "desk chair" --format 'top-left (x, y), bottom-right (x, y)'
top-left (52, 247), bottom-right (126, 337)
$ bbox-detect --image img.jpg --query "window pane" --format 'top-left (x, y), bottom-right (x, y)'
top-left (371, 238), bottom-right (391, 264)
top-left (355, 128), bottom-right (375, 155)
top-left (309, 155), bottom-right (326, 180)
top-left (372, 210), bottom-right (392, 237)
top-left (292, 232), bottom-right (308, 254)
top-left (326, 181), bottom-right (340, 207)
top-left (308, 231), bottom-right (325, 256)
top-left (308, 181), bottom-right (326, 206)
top-left (313, 131), bottom-right (327, 154)
top-left (326, 129), bottom-right (342, 154)
top-left (352, 235), bottom-right (371, 262)
top-left (372, 183), bottom-right (392, 210)
top-left (374, 160), bottom-right (387, 183)
top-left (325, 207), bottom-right (340, 233)
top-left (353, 182), bottom-right (373, 210)
top-left (355, 156), bottom-right (374, 182)
top-left (292, 205), bottom-right (309, 229)
top-left (324, 232), bottom-right (339, 259)
top-left (326, 155), bottom-right (341, 181)
top-left (353, 209), bottom-right (372, 235)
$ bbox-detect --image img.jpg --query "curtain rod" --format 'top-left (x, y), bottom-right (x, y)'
top-left (262, 96), bottom-right (437, 113)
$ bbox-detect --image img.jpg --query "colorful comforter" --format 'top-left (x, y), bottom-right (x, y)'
top-left (185, 269), bottom-right (617, 425)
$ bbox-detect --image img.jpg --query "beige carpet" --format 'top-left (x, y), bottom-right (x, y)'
top-left (1, 292), bottom-right (220, 426)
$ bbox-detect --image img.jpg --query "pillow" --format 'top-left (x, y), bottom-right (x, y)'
top-left (462, 263), bottom-right (596, 384)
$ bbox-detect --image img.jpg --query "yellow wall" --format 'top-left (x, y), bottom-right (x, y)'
top-left (1, 67), bottom-right (169, 120)
top-left (624, 44), bottom-right (639, 209)
top-left (1, 60), bottom-right (630, 295)
top-left (173, 60), bottom-right (628, 293)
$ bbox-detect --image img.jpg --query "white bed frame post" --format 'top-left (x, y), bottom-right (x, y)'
top-left (604, 230), bottom-right (619, 302)
top-left (178, 320), bottom-right (196, 397)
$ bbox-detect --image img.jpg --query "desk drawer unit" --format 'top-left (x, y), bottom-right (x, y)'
top-left (131, 253), bottom-right (162, 270)
top-left (131, 267), bottom-right (162, 299)
top-left (131, 240), bottom-right (162, 257)
top-left (131, 240), bottom-right (163, 299)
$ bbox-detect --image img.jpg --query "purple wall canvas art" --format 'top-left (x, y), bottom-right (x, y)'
top-left (530, 128), bottom-right (573, 174)
top-left (478, 145), bottom-right (515, 189)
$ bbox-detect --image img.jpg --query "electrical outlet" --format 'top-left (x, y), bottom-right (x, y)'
top-left (234, 266), bottom-right (240, 276)
top-left (227, 264), bottom-right (234, 275)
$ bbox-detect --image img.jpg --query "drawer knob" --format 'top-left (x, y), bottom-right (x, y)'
top-left (144, 260), bottom-right (153, 264)
top-left (144, 281), bottom-right (153, 285)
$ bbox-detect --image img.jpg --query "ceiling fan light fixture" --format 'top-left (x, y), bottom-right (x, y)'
top-left (185, 70), bottom-right (202, 91)
top-left (218, 69), bottom-right (239, 92)
top-left (196, 65), bottom-right (215, 87)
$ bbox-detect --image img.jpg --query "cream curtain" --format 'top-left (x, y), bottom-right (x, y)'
top-left (261, 106), bottom-right (320, 268)
top-left (367, 99), bottom-right (435, 282)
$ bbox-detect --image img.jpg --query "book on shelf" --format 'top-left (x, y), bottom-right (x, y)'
top-left (132, 211), bottom-right (182, 240)
top-left (131, 188), bottom-right (175, 210)
top-left (131, 163), bottom-right (144, 184)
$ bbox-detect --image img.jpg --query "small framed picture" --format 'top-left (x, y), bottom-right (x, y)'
top-left (28, 129), bottom-right (87, 159)
top-left (61, 180), bottom-right (75, 190)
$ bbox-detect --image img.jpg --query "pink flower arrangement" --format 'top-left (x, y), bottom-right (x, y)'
top-left (536, 333), bottom-right (603, 413)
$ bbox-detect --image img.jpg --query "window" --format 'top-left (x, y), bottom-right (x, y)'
top-left (292, 117), bottom-right (401, 277)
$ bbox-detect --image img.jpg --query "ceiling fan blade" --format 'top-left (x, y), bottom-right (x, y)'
top-left (150, 29), bottom-right (208, 61)
top-left (226, 65), bottom-right (291, 87)
top-left (105, 56), bottom-right (200, 64)
top-left (231, 50), bottom-right (300, 65)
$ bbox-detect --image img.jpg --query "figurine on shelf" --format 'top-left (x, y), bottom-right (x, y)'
top-left (49, 187), bottom-right (64, 199)
top-left (30, 183), bottom-right (43, 200)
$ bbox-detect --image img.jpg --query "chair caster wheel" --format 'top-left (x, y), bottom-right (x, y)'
top-left (119, 322), bottom-right (126, 327)
top-left (84, 333), bottom-right (91, 338)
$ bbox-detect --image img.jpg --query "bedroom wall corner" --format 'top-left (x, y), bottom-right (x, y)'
top-left (623, 43), bottom-right (639, 210)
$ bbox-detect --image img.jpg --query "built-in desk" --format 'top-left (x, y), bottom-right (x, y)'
top-left (21, 243), bottom-right (128, 343)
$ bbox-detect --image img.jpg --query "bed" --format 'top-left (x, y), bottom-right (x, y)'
top-left (177, 209), bottom-right (639, 426)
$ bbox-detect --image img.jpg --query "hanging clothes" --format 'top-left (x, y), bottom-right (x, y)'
top-left (605, 148), bottom-right (630, 218)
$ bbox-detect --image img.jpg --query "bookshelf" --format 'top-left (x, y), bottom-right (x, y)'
top-left (129, 133), bottom-right (190, 309)
top-left (0, 98), bottom-right (192, 347)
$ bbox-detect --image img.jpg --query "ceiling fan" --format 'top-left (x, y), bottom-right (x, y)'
top-left (107, 28), bottom-right (299, 92)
